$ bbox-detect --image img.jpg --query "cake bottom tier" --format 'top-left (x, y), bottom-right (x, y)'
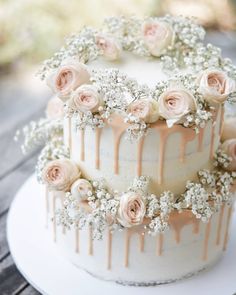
top-left (46, 192), bottom-right (234, 286)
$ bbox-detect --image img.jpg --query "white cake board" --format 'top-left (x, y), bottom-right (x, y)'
top-left (7, 175), bottom-right (236, 295)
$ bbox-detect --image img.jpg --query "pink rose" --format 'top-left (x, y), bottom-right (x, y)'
top-left (221, 139), bottom-right (236, 171)
top-left (47, 59), bottom-right (90, 102)
top-left (117, 192), bottom-right (146, 227)
top-left (68, 84), bottom-right (103, 113)
top-left (70, 178), bottom-right (92, 201)
top-left (42, 159), bottom-right (81, 191)
top-left (198, 69), bottom-right (235, 105)
top-left (46, 96), bottom-right (64, 119)
top-left (128, 98), bottom-right (159, 123)
top-left (142, 20), bottom-right (175, 57)
top-left (95, 35), bottom-right (121, 61)
top-left (221, 118), bottom-right (236, 142)
top-left (95, 34), bottom-right (121, 61)
top-left (158, 88), bottom-right (197, 127)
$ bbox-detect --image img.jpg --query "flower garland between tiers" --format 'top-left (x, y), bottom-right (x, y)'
top-left (54, 151), bottom-right (236, 240)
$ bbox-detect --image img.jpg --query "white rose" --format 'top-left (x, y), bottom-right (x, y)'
top-left (46, 59), bottom-right (90, 102)
top-left (142, 20), bottom-right (175, 57)
top-left (128, 98), bottom-right (159, 123)
top-left (68, 84), bottom-right (103, 113)
top-left (159, 88), bottom-right (197, 127)
top-left (71, 178), bottom-right (92, 201)
top-left (95, 34), bottom-right (121, 61)
top-left (42, 159), bottom-right (81, 191)
top-left (198, 69), bottom-right (235, 105)
top-left (46, 95), bottom-right (64, 119)
top-left (117, 192), bottom-right (146, 227)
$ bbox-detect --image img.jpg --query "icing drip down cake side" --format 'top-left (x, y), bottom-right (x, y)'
top-left (18, 16), bottom-right (236, 285)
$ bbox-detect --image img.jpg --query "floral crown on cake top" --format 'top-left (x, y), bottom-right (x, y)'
top-left (37, 15), bottom-right (236, 140)
top-left (16, 15), bottom-right (236, 239)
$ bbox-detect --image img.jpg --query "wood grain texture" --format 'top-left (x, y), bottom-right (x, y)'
top-left (0, 255), bottom-right (28, 295)
top-left (0, 72), bottom-right (46, 294)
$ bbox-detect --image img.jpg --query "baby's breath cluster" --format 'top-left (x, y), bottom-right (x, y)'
top-left (184, 43), bottom-right (236, 81)
top-left (73, 111), bottom-right (105, 130)
top-left (214, 148), bottom-right (232, 169)
top-left (14, 117), bottom-right (69, 183)
top-left (104, 16), bottom-right (150, 57)
top-left (146, 191), bottom-right (174, 235)
top-left (56, 151), bottom-right (236, 240)
top-left (38, 27), bottom-right (99, 80)
top-left (14, 118), bottom-right (63, 154)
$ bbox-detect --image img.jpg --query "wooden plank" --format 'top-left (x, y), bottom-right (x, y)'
top-left (0, 153), bottom-right (39, 215)
top-left (0, 212), bottom-right (8, 261)
top-left (0, 70), bottom-right (50, 137)
top-left (17, 285), bottom-right (40, 295)
top-left (0, 254), bottom-right (28, 295)
top-left (206, 32), bottom-right (236, 62)
top-left (0, 107), bottom-right (44, 180)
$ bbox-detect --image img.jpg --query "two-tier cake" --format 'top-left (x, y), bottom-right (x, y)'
top-left (18, 15), bottom-right (236, 285)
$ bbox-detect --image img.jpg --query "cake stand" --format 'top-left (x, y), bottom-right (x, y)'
top-left (7, 175), bottom-right (236, 295)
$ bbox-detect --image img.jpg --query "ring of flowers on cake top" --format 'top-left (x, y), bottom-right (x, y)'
top-left (38, 16), bottom-right (236, 140)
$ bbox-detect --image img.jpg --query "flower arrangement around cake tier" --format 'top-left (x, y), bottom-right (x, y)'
top-left (35, 16), bottom-right (236, 140)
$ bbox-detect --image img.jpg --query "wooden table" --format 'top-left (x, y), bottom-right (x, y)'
top-left (0, 32), bottom-right (235, 295)
top-left (0, 70), bottom-right (50, 295)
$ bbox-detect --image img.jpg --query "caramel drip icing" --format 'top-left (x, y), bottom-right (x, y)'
top-left (209, 107), bottom-right (220, 159)
top-left (137, 136), bottom-right (145, 177)
top-left (139, 232), bottom-right (145, 252)
top-left (45, 186), bottom-right (49, 228)
top-left (157, 131), bottom-right (168, 185)
top-left (95, 128), bottom-right (102, 169)
top-left (75, 228), bottom-right (80, 253)
top-left (124, 229), bottom-right (131, 267)
top-left (107, 230), bottom-right (112, 270)
top-left (193, 220), bottom-right (200, 235)
top-left (80, 129), bottom-right (85, 161)
top-left (157, 233), bottom-right (164, 256)
top-left (197, 127), bottom-right (205, 152)
top-left (223, 206), bottom-right (233, 251)
top-left (154, 123), bottom-right (195, 185)
top-left (109, 114), bottom-right (128, 175)
top-left (219, 106), bottom-right (224, 137)
top-left (106, 114), bottom-right (205, 180)
top-left (216, 204), bottom-right (225, 245)
top-left (203, 219), bottom-right (212, 261)
top-left (68, 117), bottom-right (72, 156)
top-left (88, 226), bottom-right (93, 255)
top-left (169, 210), bottom-right (199, 244)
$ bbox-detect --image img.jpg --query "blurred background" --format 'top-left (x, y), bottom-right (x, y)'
top-left (0, 1), bottom-right (236, 294)
top-left (0, 0), bottom-right (236, 73)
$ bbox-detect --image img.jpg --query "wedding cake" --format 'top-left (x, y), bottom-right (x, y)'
top-left (19, 16), bottom-right (236, 285)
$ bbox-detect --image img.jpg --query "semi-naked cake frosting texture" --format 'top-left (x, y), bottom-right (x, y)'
top-left (17, 15), bottom-right (236, 285)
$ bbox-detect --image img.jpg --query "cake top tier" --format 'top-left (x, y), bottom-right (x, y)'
top-left (88, 52), bottom-right (169, 88)
top-left (39, 16), bottom-right (236, 141)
